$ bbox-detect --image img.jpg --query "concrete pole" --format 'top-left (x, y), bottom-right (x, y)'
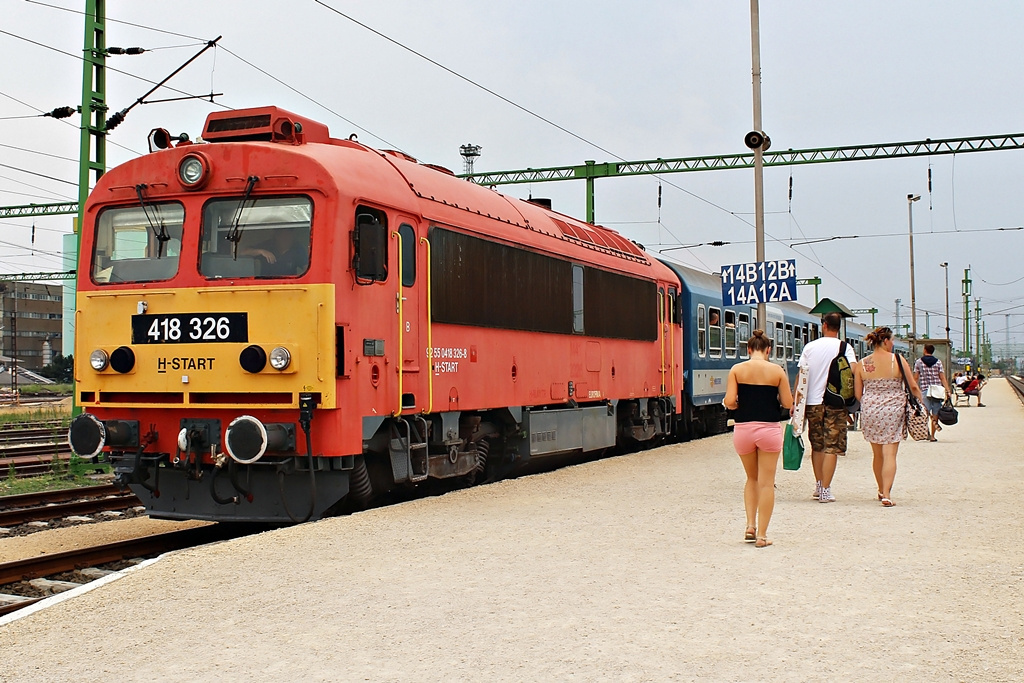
top-left (750, 0), bottom-right (766, 330)
top-left (907, 194), bottom-right (921, 339)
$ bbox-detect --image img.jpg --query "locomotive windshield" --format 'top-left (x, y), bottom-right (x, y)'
top-left (92, 203), bottom-right (184, 284)
top-left (200, 196), bottom-right (312, 278)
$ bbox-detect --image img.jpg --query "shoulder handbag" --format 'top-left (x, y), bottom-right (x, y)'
top-left (896, 356), bottom-right (931, 441)
top-left (926, 384), bottom-right (947, 401)
top-left (937, 398), bottom-right (959, 426)
top-left (782, 421), bottom-right (804, 471)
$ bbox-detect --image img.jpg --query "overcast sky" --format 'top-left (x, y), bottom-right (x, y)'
top-left (2, 0), bottom-right (1023, 349)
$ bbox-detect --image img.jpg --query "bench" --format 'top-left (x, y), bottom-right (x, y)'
top-left (953, 381), bottom-right (986, 406)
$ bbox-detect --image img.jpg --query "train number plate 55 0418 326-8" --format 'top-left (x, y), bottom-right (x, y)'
top-left (131, 313), bottom-right (249, 344)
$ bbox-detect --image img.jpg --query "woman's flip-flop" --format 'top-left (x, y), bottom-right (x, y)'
top-left (755, 537), bottom-right (773, 548)
top-left (744, 527), bottom-right (756, 542)
top-left (881, 498), bottom-right (895, 507)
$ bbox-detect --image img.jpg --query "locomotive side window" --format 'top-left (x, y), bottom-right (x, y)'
top-left (708, 307), bottom-right (722, 358)
top-left (353, 208), bottom-right (388, 283)
top-left (668, 287), bottom-right (680, 325)
top-left (724, 310), bottom-right (737, 358)
top-left (429, 228), bottom-right (656, 341)
top-left (399, 223), bottom-right (416, 287)
top-left (737, 312), bottom-right (750, 358)
top-left (697, 305), bottom-right (706, 357)
top-left (199, 196), bottom-right (312, 279)
top-left (573, 265), bottom-right (584, 333)
top-left (92, 203), bottom-right (184, 284)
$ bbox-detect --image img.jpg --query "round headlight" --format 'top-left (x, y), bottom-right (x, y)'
top-left (178, 154), bottom-right (207, 187)
top-left (90, 349), bottom-right (109, 371)
top-left (269, 346), bottom-right (291, 371)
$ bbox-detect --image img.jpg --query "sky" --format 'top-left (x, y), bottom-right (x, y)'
top-left (2, 0), bottom-right (1023, 352)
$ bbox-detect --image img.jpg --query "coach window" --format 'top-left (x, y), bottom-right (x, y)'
top-left (399, 223), bottom-right (416, 286)
top-left (697, 304), bottom-right (707, 357)
top-left (794, 325), bottom-right (805, 359)
top-left (708, 306), bottom-right (722, 357)
top-left (785, 324), bottom-right (794, 360)
top-left (775, 325), bottom-right (785, 360)
top-left (724, 310), bottom-right (737, 358)
top-left (810, 323), bottom-right (819, 341)
top-left (572, 264), bottom-right (584, 333)
top-left (737, 312), bottom-right (750, 358)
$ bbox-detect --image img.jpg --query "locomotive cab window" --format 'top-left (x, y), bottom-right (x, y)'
top-left (92, 203), bottom-right (184, 284)
top-left (668, 287), bottom-right (680, 325)
top-left (199, 196), bottom-right (312, 279)
top-left (354, 208), bottom-right (388, 283)
top-left (708, 307), bottom-right (722, 358)
top-left (399, 223), bottom-right (416, 287)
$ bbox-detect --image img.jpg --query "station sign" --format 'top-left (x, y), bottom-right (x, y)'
top-left (720, 259), bottom-right (797, 305)
top-left (956, 357), bottom-right (972, 366)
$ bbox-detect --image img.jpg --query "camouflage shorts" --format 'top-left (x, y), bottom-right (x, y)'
top-left (805, 404), bottom-right (848, 455)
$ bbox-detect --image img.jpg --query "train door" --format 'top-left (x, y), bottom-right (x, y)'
top-left (395, 219), bottom-right (424, 413)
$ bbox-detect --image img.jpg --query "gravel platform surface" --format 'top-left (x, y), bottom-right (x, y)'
top-left (1, 379), bottom-right (1022, 682)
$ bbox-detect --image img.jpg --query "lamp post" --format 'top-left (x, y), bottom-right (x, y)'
top-left (940, 262), bottom-right (950, 342)
top-left (907, 193), bottom-right (921, 341)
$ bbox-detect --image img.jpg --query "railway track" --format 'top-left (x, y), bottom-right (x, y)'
top-left (1006, 375), bottom-right (1024, 402)
top-left (0, 422), bottom-right (76, 478)
top-left (0, 524), bottom-right (257, 618)
top-left (0, 485), bottom-right (140, 527)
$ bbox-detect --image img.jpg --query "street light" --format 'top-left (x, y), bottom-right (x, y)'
top-left (907, 193), bottom-right (921, 341)
top-left (940, 262), bottom-right (950, 341)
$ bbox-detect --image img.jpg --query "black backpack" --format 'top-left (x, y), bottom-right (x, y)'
top-left (823, 341), bottom-right (857, 409)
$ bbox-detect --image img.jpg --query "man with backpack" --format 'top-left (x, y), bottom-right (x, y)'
top-left (793, 312), bottom-right (859, 503)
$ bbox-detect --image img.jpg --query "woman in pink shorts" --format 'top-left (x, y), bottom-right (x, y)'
top-left (723, 330), bottom-right (793, 548)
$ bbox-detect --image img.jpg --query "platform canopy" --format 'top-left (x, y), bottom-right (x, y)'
top-left (808, 297), bottom-right (855, 318)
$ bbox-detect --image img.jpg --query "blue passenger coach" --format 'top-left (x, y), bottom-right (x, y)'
top-left (661, 260), bottom-right (831, 439)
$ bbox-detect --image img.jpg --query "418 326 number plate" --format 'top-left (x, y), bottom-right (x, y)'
top-left (131, 313), bottom-right (248, 344)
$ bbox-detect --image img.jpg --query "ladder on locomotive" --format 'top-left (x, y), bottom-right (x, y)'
top-left (388, 416), bottom-right (429, 483)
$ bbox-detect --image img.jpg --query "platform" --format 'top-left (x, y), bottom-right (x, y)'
top-left (2, 379), bottom-right (1023, 681)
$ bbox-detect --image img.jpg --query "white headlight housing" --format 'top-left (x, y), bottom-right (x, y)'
top-left (269, 346), bottom-right (291, 371)
top-left (177, 154), bottom-right (207, 188)
top-left (90, 349), bottom-right (109, 371)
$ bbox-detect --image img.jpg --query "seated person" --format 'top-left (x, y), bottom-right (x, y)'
top-left (239, 229), bottom-right (310, 277)
top-left (962, 375), bottom-right (985, 407)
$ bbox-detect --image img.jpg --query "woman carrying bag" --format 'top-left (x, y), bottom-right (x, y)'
top-left (853, 327), bottom-right (924, 507)
top-left (723, 330), bottom-right (794, 547)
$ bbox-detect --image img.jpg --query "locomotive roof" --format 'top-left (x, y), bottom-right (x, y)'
top-left (196, 106), bottom-right (661, 275)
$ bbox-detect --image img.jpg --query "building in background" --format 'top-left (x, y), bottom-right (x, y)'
top-left (0, 282), bottom-right (63, 370)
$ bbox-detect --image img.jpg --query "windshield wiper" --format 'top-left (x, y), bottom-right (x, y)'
top-left (226, 176), bottom-right (260, 258)
top-left (135, 184), bottom-right (171, 258)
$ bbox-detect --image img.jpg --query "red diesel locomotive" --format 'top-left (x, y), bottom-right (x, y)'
top-left (68, 106), bottom-right (684, 522)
